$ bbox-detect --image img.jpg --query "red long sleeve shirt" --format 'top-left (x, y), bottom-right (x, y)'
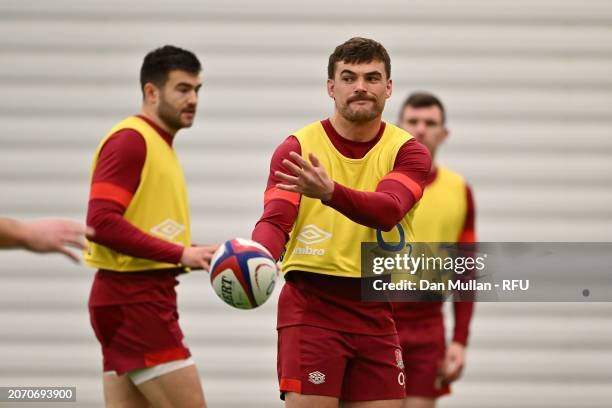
top-left (253, 119), bottom-right (431, 259)
top-left (86, 115), bottom-right (185, 306)
top-left (252, 119), bottom-right (432, 335)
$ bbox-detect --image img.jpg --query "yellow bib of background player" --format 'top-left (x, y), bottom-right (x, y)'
top-left (411, 166), bottom-right (467, 242)
top-left (282, 121), bottom-right (416, 278)
top-left (85, 116), bottom-right (191, 272)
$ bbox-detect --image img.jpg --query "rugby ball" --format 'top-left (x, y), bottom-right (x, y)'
top-left (210, 238), bottom-right (278, 309)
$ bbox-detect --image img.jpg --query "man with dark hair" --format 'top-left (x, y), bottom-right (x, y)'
top-left (252, 37), bottom-right (431, 408)
top-left (394, 92), bottom-right (476, 408)
top-left (85, 45), bottom-right (215, 408)
top-left (0, 217), bottom-right (91, 262)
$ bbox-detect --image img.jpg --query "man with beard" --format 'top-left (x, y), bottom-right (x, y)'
top-left (252, 37), bottom-right (431, 408)
top-left (394, 92), bottom-right (476, 408)
top-left (85, 45), bottom-right (216, 408)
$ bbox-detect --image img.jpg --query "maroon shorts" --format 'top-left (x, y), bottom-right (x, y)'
top-left (278, 325), bottom-right (406, 401)
top-left (89, 301), bottom-right (191, 375)
top-left (397, 318), bottom-right (450, 398)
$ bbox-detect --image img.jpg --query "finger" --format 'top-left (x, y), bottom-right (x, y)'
top-left (276, 184), bottom-right (300, 192)
top-left (64, 238), bottom-right (86, 250)
top-left (85, 226), bottom-right (95, 238)
top-left (444, 363), bottom-right (461, 382)
top-left (289, 151), bottom-right (312, 170)
top-left (65, 231), bottom-right (88, 248)
top-left (281, 159), bottom-right (304, 176)
top-left (63, 221), bottom-right (89, 234)
top-left (58, 246), bottom-right (80, 263)
top-left (309, 153), bottom-right (321, 167)
top-left (274, 171), bottom-right (299, 184)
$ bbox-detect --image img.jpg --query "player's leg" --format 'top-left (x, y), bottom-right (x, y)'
top-left (402, 397), bottom-right (435, 408)
top-left (278, 326), bottom-right (353, 408)
top-left (285, 392), bottom-right (339, 408)
top-left (90, 301), bottom-right (203, 408)
top-left (340, 333), bottom-right (405, 408)
top-left (135, 363), bottom-right (206, 408)
top-left (343, 400), bottom-right (402, 408)
top-left (400, 319), bottom-right (448, 408)
top-left (103, 372), bottom-right (149, 408)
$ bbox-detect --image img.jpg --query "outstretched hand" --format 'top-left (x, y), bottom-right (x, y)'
top-left (22, 219), bottom-right (94, 263)
top-left (275, 151), bottom-right (334, 201)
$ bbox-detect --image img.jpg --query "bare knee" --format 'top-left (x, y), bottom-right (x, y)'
top-left (402, 397), bottom-right (436, 408)
top-left (343, 399), bottom-right (403, 408)
top-left (285, 392), bottom-right (339, 408)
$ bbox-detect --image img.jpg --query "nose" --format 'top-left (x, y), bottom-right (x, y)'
top-left (416, 122), bottom-right (427, 135)
top-left (354, 77), bottom-right (367, 93)
top-left (408, 122), bottom-right (426, 140)
top-left (188, 90), bottom-right (198, 105)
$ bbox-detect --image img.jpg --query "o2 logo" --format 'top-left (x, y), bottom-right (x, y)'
top-left (376, 224), bottom-right (412, 255)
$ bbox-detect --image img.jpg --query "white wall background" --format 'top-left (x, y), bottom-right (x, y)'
top-left (1, 0), bottom-right (611, 406)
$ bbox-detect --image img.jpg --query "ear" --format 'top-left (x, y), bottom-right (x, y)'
top-left (385, 79), bottom-right (393, 99)
top-left (440, 127), bottom-right (449, 143)
top-left (143, 82), bottom-right (158, 104)
top-left (327, 78), bottom-right (335, 98)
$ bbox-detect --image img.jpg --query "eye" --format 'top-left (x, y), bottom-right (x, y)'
top-left (342, 76), bottom-right (354, 83)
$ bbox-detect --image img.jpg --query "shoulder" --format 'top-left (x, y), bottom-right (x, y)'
top-left (99, 128), bottom-right (146, 162)
top-left (437, 165), bottom-right (467, 186)
top-left (292, 120), bottom-right (326, 141)
top-left (395, 139), bottom-right (432, 170)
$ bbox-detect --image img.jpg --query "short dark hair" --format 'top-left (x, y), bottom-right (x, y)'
top-left (328, 37), bottom-right (391, 80)
top-left (400, 92), bottom-right (446, 124)
top-left (140, 45), bottom-right (201, 93)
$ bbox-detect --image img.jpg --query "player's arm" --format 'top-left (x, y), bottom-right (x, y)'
top-left (251, 136), bottom-right (302, 260)
top-left (86, 131), bottom-right (213, 269)
top-left (445, 184), bottom-right (477, 382)
top-left (0, 217), bottom-right (91, 262)
top-left (276, 139), bottom-right (431, 231)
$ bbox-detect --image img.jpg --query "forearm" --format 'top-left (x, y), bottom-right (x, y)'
top-left (324, 181), bottom-right (415, 231)
top-left (453, 301), bottom-right (475, 345)
top-left (87, 201), bottom-right (183, 264)
top-left (252, 197), bottom-right (298, 260)
top-left (0, 217), bottom-right (28, 249)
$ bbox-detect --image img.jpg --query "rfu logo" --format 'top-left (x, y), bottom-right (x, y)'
top-left (297, 225), bottom-right (332, 245)
top-left (150, 219), bottom-right (186, 241)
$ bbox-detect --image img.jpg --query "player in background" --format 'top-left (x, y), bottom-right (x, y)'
top-left (85, 46), bottom-right (216, 408)
top-left (252, 38), bottom-right (431, 408)
top-left (0, 217), bottom-right (92, 262)
top-left (393, 92), bottom-right (476, 408)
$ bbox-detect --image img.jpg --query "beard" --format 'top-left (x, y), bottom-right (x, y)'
top-left (157, 98), bottom-right (195, 131)
top-left (338, 95), bottom-right (385, 123)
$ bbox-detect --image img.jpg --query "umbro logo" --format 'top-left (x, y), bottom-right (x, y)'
top-left (297, 225), bottom-right (332, 245)
top-left (150, 219), bottom-right (186, 241)
top-left (308, 371), bottom-right (326, 385)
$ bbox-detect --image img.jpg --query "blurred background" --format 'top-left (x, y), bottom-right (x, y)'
top-left (1, 0), bottom-right (611, 406)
